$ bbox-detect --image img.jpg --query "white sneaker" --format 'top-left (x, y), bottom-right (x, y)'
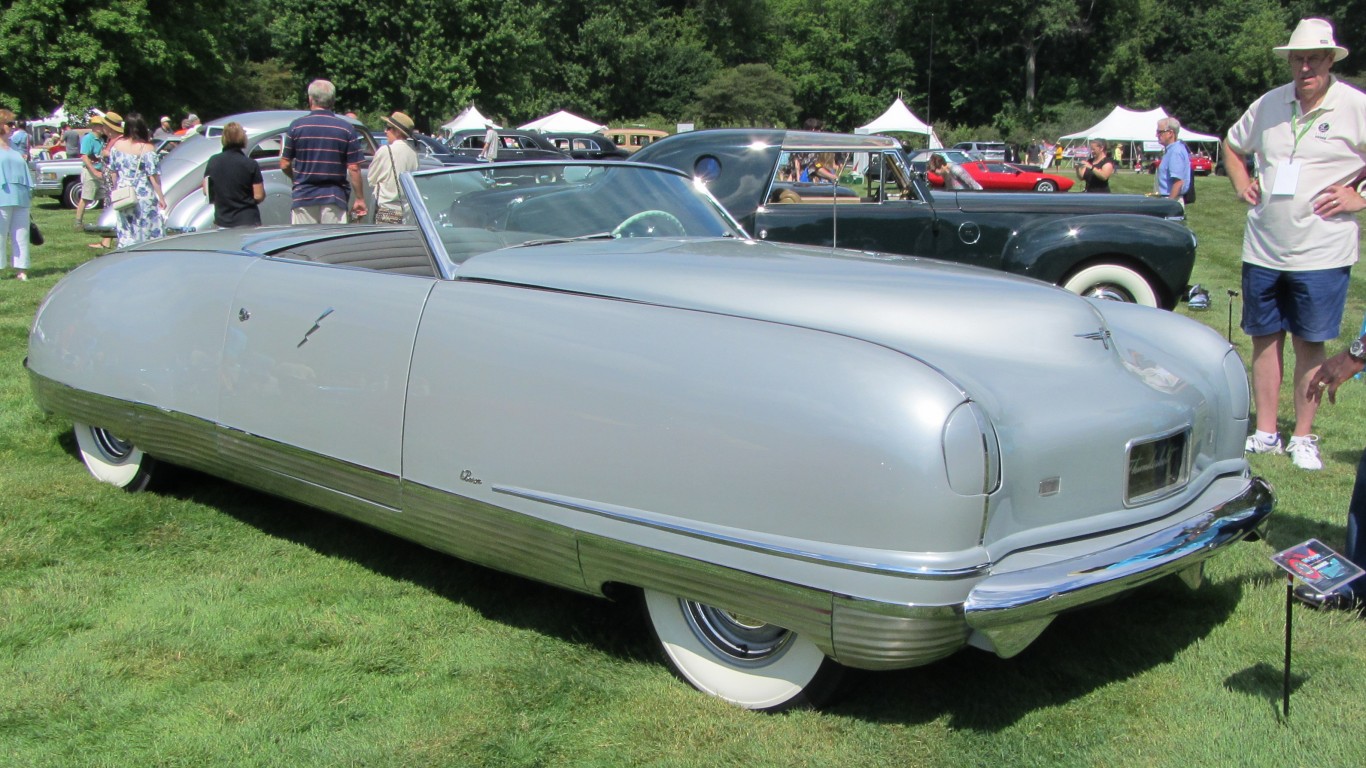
top-left (1287, 434), bottom-right (1322, 470)
top-left (1244, 433), bottom-right (1283, 454)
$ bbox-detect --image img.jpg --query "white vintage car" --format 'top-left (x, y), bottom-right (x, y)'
top-left (27, 161), bottom-right (1273, 711)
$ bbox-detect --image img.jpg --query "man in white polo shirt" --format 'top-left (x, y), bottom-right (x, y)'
top-left (1224, 17), bottom-right (1366, 471)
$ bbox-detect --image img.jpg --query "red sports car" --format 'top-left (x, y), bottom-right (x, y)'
top-left (1146, 154), bottom-right (1214, 175)
top-left (929, 161), bottom-right (1074, 192)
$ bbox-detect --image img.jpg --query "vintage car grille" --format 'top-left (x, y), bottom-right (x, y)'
top-left (1125, 429), bottom-right (1190, 505)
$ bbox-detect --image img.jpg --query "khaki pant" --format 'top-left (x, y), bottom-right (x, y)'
top-left (79, 166), bottom-right (105, 202)
top-left (291, 205), bottom-right (347, 225)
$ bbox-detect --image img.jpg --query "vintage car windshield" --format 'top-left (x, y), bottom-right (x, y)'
top-left (768, 150), bottom-right (921, 204)
top-left (409, 162), bottom-right (744, 270)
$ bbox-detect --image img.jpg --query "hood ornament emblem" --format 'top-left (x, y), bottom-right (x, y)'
top-left (1076, 327), bottom-right (1112, 350)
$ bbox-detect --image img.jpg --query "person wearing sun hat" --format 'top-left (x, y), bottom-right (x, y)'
top-left (75, 113), bottom-right (111, 230)
top-left (369, 111), bottom-right (419, 223)
top-left (1226, 18), bottom-right (1366, 475)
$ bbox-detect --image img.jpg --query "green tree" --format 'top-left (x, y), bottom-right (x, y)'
top-left (0, 0), bottom-right (272, 120)
top-left (692, 63), bottom-right (796, 127)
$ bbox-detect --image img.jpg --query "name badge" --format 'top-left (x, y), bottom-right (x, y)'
top-left (1272, 160), bottom-right (1301, 196)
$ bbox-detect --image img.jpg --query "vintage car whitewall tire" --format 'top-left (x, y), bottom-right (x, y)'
top-left (1063, 263), bottom-right (1159, 307)
top-left (642, 589), bottom-right (843, 711)
top-left (73, 423), bottom-right (156, 491)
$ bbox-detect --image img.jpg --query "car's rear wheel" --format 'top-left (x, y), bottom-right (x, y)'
top-left (1063, 263), bottom-right (1159, 307)
top-left (1034, 179), bottom-right (1058, 192)
top-left (73, 423), bottom-right (156, 491)
top-left (642, 589), bottom-right (843, 711)
top-left (63, 179), bottom-right (103, 210)
top-left (61, 179), bottom-right (81, 209)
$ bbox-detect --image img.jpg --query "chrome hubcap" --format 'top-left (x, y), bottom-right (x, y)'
top-left (91, 428), bottom-right (134, 462)
top-left (1082, 284), bottom-right (1134, 303)
top-left (682, 600), bottom-right (793, 665)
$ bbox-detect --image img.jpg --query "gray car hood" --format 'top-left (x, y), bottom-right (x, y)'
top-left (456, 237), bottom-right (1117, 389)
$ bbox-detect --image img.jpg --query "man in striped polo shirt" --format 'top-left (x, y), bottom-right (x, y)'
top-left (280, 79), bottom-right (367, 224)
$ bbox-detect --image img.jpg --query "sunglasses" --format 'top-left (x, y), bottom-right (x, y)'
top-left (1288, 52), bottom-right (1331, 68)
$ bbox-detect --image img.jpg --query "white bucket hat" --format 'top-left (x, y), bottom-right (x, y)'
top-left (1274, 18), bottom-right (1348, 62)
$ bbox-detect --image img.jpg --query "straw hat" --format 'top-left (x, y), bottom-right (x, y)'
top-left (102, 112), bottom-right (125, 134)
top-left (1274, 18), bottom-right (1349, 62)
top-left (381, 111), bottom-right (415, 139)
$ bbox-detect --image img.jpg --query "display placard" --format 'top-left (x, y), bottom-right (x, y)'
top-left (1271, 539), bottom-right (1364, 595)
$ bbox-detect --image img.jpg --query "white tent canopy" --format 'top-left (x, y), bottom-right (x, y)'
top-left (1061, 105), bottom-right (1219, 144)
top-left (856, 98), bottom-right (943, 147)
top-left (519, 110), bottom-right (606, 134)
top-left (441, 105), bottom-right (498, 135)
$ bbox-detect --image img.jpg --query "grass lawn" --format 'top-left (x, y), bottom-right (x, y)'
top-left (2, 178), bottom-right (1365, 767)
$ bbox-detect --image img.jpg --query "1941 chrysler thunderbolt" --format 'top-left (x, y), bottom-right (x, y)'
top-left (27, 161), bottom-right (1273, 711)
top-left (633, 129), bottom-right (1199, 309)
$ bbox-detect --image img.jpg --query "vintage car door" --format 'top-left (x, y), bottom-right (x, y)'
top-left (754, 149), bottom-right (973, 262)
top-left (217, 249), bottom-right (435, 511)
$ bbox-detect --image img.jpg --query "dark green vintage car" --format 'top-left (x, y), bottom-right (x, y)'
top-left (634, 129), bottom-right (1197, 309)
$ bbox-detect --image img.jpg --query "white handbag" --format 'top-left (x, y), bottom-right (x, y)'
top-left (110, 185), bottom-right (136, 211)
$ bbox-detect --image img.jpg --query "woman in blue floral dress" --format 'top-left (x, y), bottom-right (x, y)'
top-left (105, 113), bottom-right (167, 247)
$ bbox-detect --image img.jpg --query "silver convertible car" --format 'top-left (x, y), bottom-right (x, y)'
top-left (28, 161), bottom-right (1273, 711)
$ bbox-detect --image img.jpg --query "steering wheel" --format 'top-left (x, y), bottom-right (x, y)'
top-left (611, 209), bottom-right (686, 238)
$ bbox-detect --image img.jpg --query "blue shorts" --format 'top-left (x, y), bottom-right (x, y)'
top-left (1241, 263), bottom-right (1351, 342)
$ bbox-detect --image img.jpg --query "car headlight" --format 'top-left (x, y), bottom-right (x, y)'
top-left (943, 401), bottom-right (1001, 496)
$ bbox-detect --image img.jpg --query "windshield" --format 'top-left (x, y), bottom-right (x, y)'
top-left (408, 162), bottom-right (744, 272)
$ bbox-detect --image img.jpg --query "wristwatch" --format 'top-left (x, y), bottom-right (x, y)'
top-left (1349, 337), bottom-right (1366, 363)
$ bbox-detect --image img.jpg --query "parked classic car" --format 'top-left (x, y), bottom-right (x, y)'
top-left (410, 133), bottom-right (477, 166)
top-left (544, 132), bottom-right (631, 160)
top-left (29, 160), bottom-right (1273, 711)
top-left (34, 155), bottom-right (101, 209)
top-left (953, 141), bottom-right (1009, 162)
top-left (635, 130), bottom-right (1198, 308)
top-left (447, 129), bottom-right (569, 161)
top-left (605, 127), bottom-right (669, 153)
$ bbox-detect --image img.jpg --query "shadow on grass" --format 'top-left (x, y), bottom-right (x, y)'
top-left (831, 575), bottom-right (1244, 728)
top-left (149, 465), bottom-right (652, 664)
top-left (1224, 662), bottom-right (1307, 720)
top-left (65, 447), bottom-right (1254, 726)
top-left (1259, 508), bottom-right (1347, 554)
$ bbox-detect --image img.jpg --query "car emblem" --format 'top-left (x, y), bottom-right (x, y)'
top-left (1076, 328), bottom-right (1112, 349)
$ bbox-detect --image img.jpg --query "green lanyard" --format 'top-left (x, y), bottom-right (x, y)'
top-left (1290, 102), bottom-right (1325, 159)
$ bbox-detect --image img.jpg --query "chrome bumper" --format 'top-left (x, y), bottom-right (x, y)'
top-left (962, 476), bottom-right (1274, 657)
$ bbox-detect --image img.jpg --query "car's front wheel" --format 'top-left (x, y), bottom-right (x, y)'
top-left (73, 423), bottom-right (156, 491)
top-left (642, 589), bottom-right (843, 711)
top-left (1063, 263), bottom-right (1159, 307)
top-left (1034, 179), bottom-right (1058, 192)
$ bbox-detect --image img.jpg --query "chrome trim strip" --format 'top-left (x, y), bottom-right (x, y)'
top-left (964, 476), bottom-right (1274, 657)
top-left (29, 371), bottom-right (402, 510)
top-left (494, 485), bottom-right (991, 580)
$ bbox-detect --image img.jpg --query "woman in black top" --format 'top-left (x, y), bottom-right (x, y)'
top-left (1075, 139), bottom-right (1116, 193)
top-left (202, 122), bottom-right (264, 227)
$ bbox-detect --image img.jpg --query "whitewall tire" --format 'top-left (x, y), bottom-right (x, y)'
top-left (73, 423), bottom-right (156, 491)
top-left (1063, 263), bottom-right (1159, 307)
top-left (642, 589), bottom-right (843, 711)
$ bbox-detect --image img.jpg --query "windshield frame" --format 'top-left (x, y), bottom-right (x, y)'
top-left (401, 160), bottom-right (749, 279)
